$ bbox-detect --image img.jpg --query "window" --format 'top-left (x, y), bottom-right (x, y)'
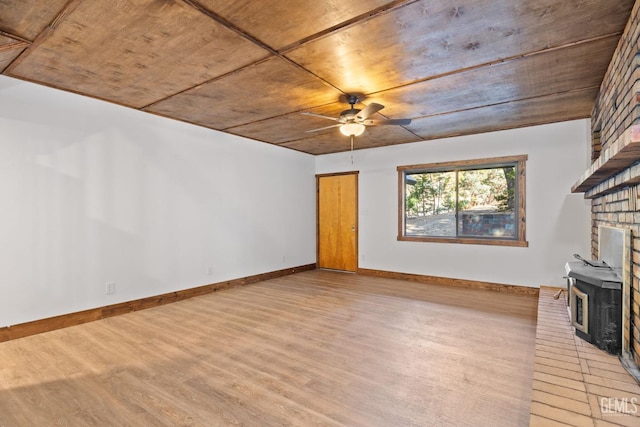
top-left (397, 155), bottom-right (527, 247)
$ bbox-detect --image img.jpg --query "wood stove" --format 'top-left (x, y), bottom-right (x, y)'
top-left (565, 259), bottom-right (622, 355)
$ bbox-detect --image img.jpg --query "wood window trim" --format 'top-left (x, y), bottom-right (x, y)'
top-left (397, 155), bottom-right (528, 247)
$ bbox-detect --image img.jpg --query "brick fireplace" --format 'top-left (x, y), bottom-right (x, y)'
top-left (572, 0), bottom-right (640, 372)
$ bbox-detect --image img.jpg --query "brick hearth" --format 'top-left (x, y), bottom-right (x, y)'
top-left (530, 287), bottom-right (640, 426)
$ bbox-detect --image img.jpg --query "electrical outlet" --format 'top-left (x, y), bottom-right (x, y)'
top-left (282, 255), bottom-right (286, 263)
top-left (105, 282), bottom-right (116, 295)
top-left (207, 266), bottom-right (213, 276)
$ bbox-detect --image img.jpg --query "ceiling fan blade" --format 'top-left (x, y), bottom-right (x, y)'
top-left (305, 123), bottom-right (342, 133)
top-left (356, 102), bottom-right (384, 120)
top-left (364, 118), bottom-right (412, 126)
top-left (301, 111), bottom-right (340, 121)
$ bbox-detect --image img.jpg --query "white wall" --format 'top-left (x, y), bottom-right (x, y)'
top-left (0, 73), bottom-right (593, 328)
top-left (316, 120), bottom-right (593, 287)
top-left (0, 76), bottom-right (316, 327)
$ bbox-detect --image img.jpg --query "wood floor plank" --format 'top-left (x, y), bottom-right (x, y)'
top-left (0, 270), bottom-right (537, 426)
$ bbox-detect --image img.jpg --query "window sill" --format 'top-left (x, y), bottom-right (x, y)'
top-left (397, 235), bottom-right (529, 247)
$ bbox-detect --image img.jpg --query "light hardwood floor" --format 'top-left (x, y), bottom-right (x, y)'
top-left (0, 270), bottom-right (538, 426)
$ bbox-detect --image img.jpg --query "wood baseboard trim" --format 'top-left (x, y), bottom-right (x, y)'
top-left (357, 268), bottom-right (540, 296)
top-left (0, 263), bottom-right (316, 343)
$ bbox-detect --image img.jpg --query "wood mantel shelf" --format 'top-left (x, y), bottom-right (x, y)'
top-left (572, 125), bottom-right (640, 197)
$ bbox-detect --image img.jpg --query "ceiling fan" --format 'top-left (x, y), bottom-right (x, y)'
top-left (301, 94), bottom-right (411, 137)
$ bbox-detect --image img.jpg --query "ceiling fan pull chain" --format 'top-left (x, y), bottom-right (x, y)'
top-left (350, 134), bottom-right (354, 164)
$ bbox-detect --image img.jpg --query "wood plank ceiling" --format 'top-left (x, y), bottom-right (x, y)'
top-left (0, 0), bottom-right (634, 155)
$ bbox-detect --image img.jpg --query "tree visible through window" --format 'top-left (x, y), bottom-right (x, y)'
top-left (398, 155), bottom-right (527, 246)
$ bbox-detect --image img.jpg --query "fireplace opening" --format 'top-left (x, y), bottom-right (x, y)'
top-left (571, 284), bottom-right (588, 334)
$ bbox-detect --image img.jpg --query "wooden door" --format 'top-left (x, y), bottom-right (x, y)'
top-left (317, 172), bottom-right (358, 272)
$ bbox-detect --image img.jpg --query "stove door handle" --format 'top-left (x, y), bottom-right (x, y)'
top-left (573, 254), bottom-right (608, 268)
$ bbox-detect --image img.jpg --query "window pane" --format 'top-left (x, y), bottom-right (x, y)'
top-left (404, 171), bottom-right (456, 236)
top-left (457, 166), bottom-right (516, 238)
top-left (398, 155), bottom-right (526, 246)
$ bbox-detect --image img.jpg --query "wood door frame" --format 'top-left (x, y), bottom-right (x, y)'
top-left (316, 171), bottom-right (359, 272)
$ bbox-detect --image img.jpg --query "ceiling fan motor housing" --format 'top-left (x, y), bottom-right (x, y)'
top-left (340, 108), bottom-right (361, 122)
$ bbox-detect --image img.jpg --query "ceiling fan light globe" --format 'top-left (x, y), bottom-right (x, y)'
top-left (340, 123), bottom-right (366, 136)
